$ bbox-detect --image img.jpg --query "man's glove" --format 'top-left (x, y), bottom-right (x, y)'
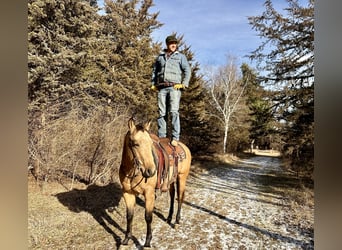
top-left (174, 84), bottom-right (184, 90)
top-left (151, 85), bottom-right (157, 91)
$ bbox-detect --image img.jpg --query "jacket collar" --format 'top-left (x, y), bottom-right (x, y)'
top-left (161, 50), bottom-right (179, 56)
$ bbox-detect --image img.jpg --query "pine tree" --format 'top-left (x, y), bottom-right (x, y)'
top-left (242, 63), bottom-right (278, 150)
top-left (248, 0), bottom-right (314, 174)
top-left (100, 0), bottom-right (162, 116)
top-left (28, 0), bottom-right (100, 103)
top-left (180, 52), bottom-right (218, 153)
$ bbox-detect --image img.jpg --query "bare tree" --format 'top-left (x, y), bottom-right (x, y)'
top-left (206, 57), bottom-right (248, 153)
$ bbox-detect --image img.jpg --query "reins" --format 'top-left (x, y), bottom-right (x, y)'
top-left (124, 133), bottom-right (157, 180)
top-left (125, 141), bottom-right (156, 189)
top-left (122, 146), bottom-right (146, 189)
top-left (124, 147), bottom-right (142, 179)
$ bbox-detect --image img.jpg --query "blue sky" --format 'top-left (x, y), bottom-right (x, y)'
top-left (98, 0), bottom-right (310, 69)
top-left (150, 0), bottom-right (309, 68)
top-left (150, 0), bottom-right (267, 67)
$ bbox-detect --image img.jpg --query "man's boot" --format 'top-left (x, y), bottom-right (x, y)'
top-left (171, 139), bottom-right (178, 147)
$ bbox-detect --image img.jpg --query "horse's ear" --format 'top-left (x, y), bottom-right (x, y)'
top-left (144, 120), bottom-right (152, 131)
top-left (128, 117), bottom-right (136, 133)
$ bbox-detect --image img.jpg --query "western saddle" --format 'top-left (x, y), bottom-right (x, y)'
top-left (150, 133), bottom-right (186, 192)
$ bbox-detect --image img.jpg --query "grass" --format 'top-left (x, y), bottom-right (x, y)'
top-left (28, 175), bottom-right (125, 249)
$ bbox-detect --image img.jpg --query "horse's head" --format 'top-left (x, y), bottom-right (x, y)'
top-left (125, 117), bottom-right (156, 178)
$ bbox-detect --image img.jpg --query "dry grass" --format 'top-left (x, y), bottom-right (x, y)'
top-left (28, 174), bottom-right (126, 249)
top-left (28, 99), bottom-right (130, 187)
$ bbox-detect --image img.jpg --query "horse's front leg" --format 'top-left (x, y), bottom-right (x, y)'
top-left (122, 192), bottom-right (136, 245)
top-left (144, 189), bottom-right (155, 248)
top-left (167, 182), bottom-right (175, 224)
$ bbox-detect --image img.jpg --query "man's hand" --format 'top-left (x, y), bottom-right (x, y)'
top-left (151, 85), bottom-right (157, 91)
top-left (173, 84), bottom-right (184, 90)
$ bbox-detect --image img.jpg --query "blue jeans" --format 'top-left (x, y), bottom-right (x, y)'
top-left (157, 87), bottom-right (181, 140)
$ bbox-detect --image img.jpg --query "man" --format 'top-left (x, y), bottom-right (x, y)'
top-left (151, 35), bottom-right (191, 147)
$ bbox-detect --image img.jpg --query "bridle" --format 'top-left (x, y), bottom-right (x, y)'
top-left (126, 134), bottom-right (157, 179)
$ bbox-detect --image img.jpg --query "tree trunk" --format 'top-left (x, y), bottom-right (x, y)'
top-left (223, 123), bottom-right (228, 154)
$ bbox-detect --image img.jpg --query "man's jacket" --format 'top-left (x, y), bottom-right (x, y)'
top-left (152, 51), bottom-right (191, 87)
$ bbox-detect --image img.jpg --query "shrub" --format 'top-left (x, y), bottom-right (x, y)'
top-left (28, 96), bottom-right (129, 188)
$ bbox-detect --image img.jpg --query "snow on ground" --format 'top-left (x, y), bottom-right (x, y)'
top-left (137, 155), bottom-right (314, 250)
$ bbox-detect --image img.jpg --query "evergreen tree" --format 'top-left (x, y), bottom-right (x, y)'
top-left (242, 63), bottom-right (277, 150)
top-left (180, 46), bottom-right (219, 153)
top-left (28, 0), bottom-right (100, 103)
top-left (248, 0), bottom-right (314, 174)
top-left (101, 0), bottom-right (162, 116)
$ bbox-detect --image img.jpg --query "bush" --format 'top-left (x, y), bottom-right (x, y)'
top-left (28, 96), bottom-right (129, 188)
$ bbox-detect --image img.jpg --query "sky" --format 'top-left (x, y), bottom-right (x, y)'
top-left (150, 0), bottom-right (267, 68)
top-left (150, 0), bottom-right (309, 69)
top-left (98, 0), bottom-right (309, 69)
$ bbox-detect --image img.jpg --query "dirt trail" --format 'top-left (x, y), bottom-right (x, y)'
top-left (149, 155), bottom-right (314, 250)
top-left (28, 154), bottom-right (314, 250)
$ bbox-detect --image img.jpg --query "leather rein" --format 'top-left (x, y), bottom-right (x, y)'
top-left (125, 135), bottom-right (158, 180)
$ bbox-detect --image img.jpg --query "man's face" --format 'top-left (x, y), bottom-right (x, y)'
top-left (167, 42), bottom-right (177, 52)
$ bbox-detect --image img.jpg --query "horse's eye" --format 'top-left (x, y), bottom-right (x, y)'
top-left (133, 143), bottom-right (139, 147)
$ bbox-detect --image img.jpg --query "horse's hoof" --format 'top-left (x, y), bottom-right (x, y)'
top-left (166, 217), bottom-right (172, 224)
top-left (174, 223), bottom-right (179, 230)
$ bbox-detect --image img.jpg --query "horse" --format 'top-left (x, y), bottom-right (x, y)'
top-left (119, 117), bottom-right (191, 248)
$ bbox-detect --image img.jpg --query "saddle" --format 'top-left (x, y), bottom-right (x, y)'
top-left (150, 134), bottom-right (186, 191)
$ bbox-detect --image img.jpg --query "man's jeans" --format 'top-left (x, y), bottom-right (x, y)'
top-left (157, 87), bottom-right (181, 140)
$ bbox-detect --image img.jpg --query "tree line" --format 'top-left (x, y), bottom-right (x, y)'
top-left (28, 0), bottom-right (314, 183)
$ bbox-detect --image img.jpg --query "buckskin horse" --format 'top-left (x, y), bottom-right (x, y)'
top-left (119, 117), bottom-right (191, 248)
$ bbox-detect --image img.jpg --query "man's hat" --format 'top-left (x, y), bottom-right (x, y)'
top-left (165, 35), bottom-right (178, 44)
